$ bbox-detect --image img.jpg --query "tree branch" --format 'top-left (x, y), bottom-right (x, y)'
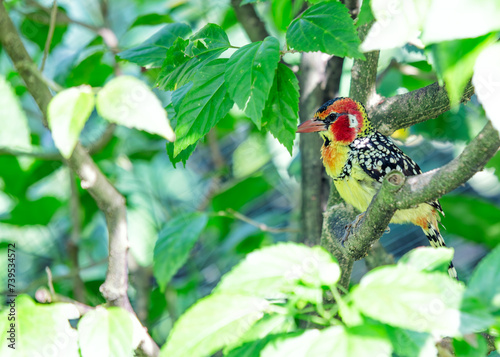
top-left (0, 3), bottom-right (158, 355)
top-left (371, 81), bottom-right (475, 135)
top-left (343, 121), bottom-right (500, 260)
top-left (230, 0), bottom-right (269, 42)
top-left (349, 22), bottom-right (379, 104)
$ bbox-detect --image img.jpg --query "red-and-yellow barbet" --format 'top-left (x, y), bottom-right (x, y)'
top-left (297, 97), bottom-right (457, 279)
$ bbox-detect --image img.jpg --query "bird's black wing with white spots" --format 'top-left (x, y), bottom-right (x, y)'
top-left (350, 132), bottom-right (443, 214)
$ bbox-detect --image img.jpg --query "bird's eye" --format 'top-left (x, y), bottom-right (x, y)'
top-left (324, 113), bottom-right (337, 124)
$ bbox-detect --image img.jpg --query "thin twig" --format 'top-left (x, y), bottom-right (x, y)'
top-left (218, 209), bottom-right (299, 233)
top-left (40, 0), bottom-right (57, 71)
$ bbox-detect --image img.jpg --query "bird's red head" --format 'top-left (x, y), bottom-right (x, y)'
top-left (297, 97), bottom-right (371, 144)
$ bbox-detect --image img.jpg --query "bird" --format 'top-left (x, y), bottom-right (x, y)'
top-left (297, 97), bottom-right (457, 279)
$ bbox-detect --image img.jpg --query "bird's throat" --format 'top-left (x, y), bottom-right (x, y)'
top-left (321, 142), bottom-right (350, 179)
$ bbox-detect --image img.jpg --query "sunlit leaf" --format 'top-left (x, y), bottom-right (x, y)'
top-left (216, 243), bottom-right (340, 300)
top-left (422, 0), bottom-right (500, 44)
top-left (398, 247), bottom-right (454, 274)
top-left (225, 37), bottom-right (280, 128)
top-left (361, 0), bottom-right (429, 52)
top-left (352, 265), bottom-right (464, 336)
top-left (0, 75), bottom-right (31, 151)
top-left (118, 23), bottom-right (191, 67)
top-left (473, 43), bottom-right (500, 135)
top-left (287, 1), bottom-right (363, 58)
top-left (427, 33), bottom-right (496, 106)
top-left (0, 295), bottom-right (79, 357)
top-left (160, 294), bottom-right (269, 357)
top-left (96, 76), bottom-right (175, 141)
top-left (153, 212), bottom-right (208, 291)
top-left (48, 85), bottom-right (95, 158)
top-left (263, 63), bottom-right (299, 154)
top-left (78, 307), bottom-right (134, 357)
top-left (357, 0), bottom-right (374, 28)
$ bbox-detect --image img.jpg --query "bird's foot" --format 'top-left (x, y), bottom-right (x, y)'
top-left (341, 212), bottom-right (366, 246)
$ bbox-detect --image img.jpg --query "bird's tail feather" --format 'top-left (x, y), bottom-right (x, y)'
top-left (422, 223), bottom-right (457, 279)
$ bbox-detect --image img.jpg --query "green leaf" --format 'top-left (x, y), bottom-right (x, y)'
top-left (473, 43), bottom-right (500, 134)
top-left (351, 265), bottom-right (464, 336)
top-left (465, 244), bottom-right (500, 314)
top-left (215, 242), bottom-right (340, 300)
top-left (262, 63), bottom-right (299, 154)
top-left (422, 0), bottom-right (500, 44)
top-left (453, 335), bottom-right (488, 357)
top-left (174, 59), bottom-right (233, 156)
top-left (398, 247), bottom-right (454, 275)
top-left (166, 141), bottom-right (197, 168)
top-left (272, 0), bottom-right (293, 31)
top-left (78, 307), bottom-right (134, 357)
top-left (225, 37), bottom-right (281, 128)
top-left (48, 85), bottom-right (95, 158)
top-left (118, 23), bottom-right (192, 67)
top-left (261, 325), bottom-right (392, 357)
top-left (440, 195), bottom-right (500, 248)
top-left (427, 33), bottom-right (497, 106)
top-left (153, 212), bottom-right (208, 291)
top-left (157, 24), bottom-right (230, 91)
top-left (0, 75), bottom-right (31, 151)
top-left (361, 0), bottom-right (430, 52)
top-left (160, 294), bottom-right (269, 357)
top-left (287, 1), bottom-right (364, 58)
top-left (186, 23), bottom-right (231, 57)
top-left (96, 76), bottom-right (175, 141)
top-left (0, 295), bottom-right (79, 357)
top-left (357, 0), bottom-right (374, 28)
top-left (224, 335), bottom-right (276, 357)
top-left (65, 51), bottom-right (114, 88)
top-left (486, 151), bottom-right (500, 180)
top-left (385, 327), bottom-right (436, 357)
top-left (224, 314), bottom-right (295, 354)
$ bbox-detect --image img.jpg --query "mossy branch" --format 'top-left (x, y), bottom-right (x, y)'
top-left (343, 121), bottom-right (500, 261)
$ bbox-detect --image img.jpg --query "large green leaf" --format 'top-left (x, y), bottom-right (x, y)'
top-left (351, 265), bottom-right (464, 336)
top-left (361, 0), bottom-right (429, 52)
top-left (47, 86), bottom-right (95, 158)
top-left (225, 37), bottom-right (281, 128)
top-left (157, 24), bottom-right (230, 91)
top-left (422, 0), bottom-right (500, 44)
top-left (260, 325), bottom-right (391, 357)
top-left (287, 1), bottom-right (363, 58)
top-left (262, 63), bottom-right (299, 154)
top-left (0, 295), bottom-right (79, 357)
top-left (473, 43), bottom-right (500, 135)
top-left (0, 76), bottom-right (31, 151)
top-left (174, 59), bottom-right (233, 156)
top-left (427, 33), bottom-right (497, 106)
top-left (118, 23), bottom-right (192, 67)
top-left (78, 307), bottom-right (134, 357)
top-left (398, 247), bottom-right (454, 275)
top-left (160, 294), bottom-right (269, 357)
top-left (96, 76), bottom-right (175, 141)
top-left (153, 212), bottom-right (208, 291)
top-left (215, 243), bottom-right (340, 300)
top-left (440, 195), bottom-right (500, 248)
top-left (465, 244), bottom-right (500, 314)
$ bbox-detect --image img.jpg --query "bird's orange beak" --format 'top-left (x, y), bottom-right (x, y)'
top-left (296, 119), bottom-right (327, 133)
